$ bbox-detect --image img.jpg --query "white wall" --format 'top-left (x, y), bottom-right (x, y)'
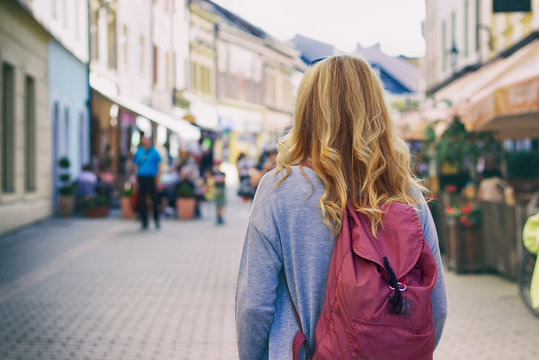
top-left (117, 0), bottom-right (152, 104)
top-left (26, 0), bottom-right (89, 63)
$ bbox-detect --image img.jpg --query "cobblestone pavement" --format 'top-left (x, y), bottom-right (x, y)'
top-left (0, 191), bottom-right (538, 360)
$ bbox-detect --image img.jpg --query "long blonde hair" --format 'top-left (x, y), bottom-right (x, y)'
top-left (275, 55), bottom-right (425, 235)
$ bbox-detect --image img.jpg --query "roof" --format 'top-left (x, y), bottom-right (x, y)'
top-left (291, 34), bottom-right (340, 64)
top-left (193, 0), bottom-right (268, 39)
top-left (353, 44), bottom-right (420, 93)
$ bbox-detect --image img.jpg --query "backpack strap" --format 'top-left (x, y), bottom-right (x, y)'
top-left (283, 273), bottom-right (312, 360)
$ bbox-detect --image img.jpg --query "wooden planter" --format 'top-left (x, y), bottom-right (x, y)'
top-left (120, 197), bottom-right (136, 219)
top-left (447, 220), bottom-right (483, 273)
top-left (58, 195), bottom-right (74, 217)
top-left (176, 198), bottom-right (196, 220)
top-left (83, 206), bottom-right (110, 218)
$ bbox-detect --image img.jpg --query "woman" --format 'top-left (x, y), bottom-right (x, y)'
top-left (235, 55), bottom-right (447, 359)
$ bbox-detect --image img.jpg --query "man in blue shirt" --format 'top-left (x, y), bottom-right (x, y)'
top-left (133, 136), bottom-right (162, 230)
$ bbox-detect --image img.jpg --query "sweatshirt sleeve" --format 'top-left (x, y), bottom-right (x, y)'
top-left (235, 219), bottom-right (282, 360)
top-left (416, 194), bottom-right (448, 349)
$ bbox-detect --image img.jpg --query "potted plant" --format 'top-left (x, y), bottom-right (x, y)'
top-left (120, 182), bottom-right (136, 219)
top-left (80, 195), bottom-right (110, 218)
top-left (57, 157), bottom-right (74, 217)
top-left (175, 180), bottom-right (196, 220)
top-left (445, 201), bottom-right (483, 273)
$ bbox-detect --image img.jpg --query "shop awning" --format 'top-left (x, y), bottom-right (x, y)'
top-left (91, 80), bottom-right (201, 141)
top-left (435, 39), bottom-right (539, 113)
top-left (462, 40), bottom-right (539, 136)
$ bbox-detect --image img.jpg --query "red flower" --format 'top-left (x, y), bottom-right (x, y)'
top-left (445, 185), bottom-right (457, 193)
top-left (460, 203), bottom-right (473, 215)
top-left (445, 206), bottom-right (456, 215)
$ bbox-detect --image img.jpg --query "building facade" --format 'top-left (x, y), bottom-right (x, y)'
top-left (0, 1), bottom-right (52, 235)
top-left (424, 0), bottom-right (539, 138)
top-left (90, 0), bottom-right (199, 185)
top-left (425, 0), bottom-right (539, 92)
top-left (189, 0), bottom-right (298, 163)
top-left (18, 0), bottom-right (91, 209)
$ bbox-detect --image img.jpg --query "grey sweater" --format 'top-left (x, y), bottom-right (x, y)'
top-left (235, 166), bottom-right (448, 360)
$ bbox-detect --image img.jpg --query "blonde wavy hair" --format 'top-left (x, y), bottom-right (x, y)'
top-left (275, 55), bottom-right (425, 235)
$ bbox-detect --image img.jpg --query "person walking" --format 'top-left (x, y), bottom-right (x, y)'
top-left (133, 136), bottom-right (162, 230)
top-left (235, 55), bottom-right (447, 359)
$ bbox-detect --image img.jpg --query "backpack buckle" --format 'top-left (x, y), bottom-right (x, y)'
top-left (389, 277), bottom-right (407, 292)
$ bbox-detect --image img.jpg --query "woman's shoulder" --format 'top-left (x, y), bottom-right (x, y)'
top-left (255, 166), bottom-right (323, 207)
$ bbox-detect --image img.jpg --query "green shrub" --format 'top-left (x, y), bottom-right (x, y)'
top-left (176, 181), bottom-right (195, 198)
top-left (58, 157), bottom-right (74, 196)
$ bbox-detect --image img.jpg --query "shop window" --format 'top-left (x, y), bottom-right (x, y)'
top-left (2, 63), bottom-right (15, 193)
top-left (25, 76), bottom-right (36, 192)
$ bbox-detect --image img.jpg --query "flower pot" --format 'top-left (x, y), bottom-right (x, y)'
top-left (121, 197), bottom-right (136, 219)
top-left (176, 198), bottom-right (196, 220)
top-left (58, 195), bottom-right (74, 217)
top-left (83, 206), bottom-right (110, 218)
top-left (457, 224), bottom-right (483, 273)
top-left (447, 220), bottom-right (483, 273)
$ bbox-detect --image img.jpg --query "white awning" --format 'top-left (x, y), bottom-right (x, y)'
top-left (91, 78), bottom-right (200, 141)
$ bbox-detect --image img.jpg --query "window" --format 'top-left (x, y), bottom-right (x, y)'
top-left (2, 63), bottom-right (15, 193)
top-left (90, 7), bottom-right (99, 61)
top-left (165, 52), bottom-right (170, 88)
top-left (52, 0), bottom-right (57, 19)
top-left (79, 111), bottom-right (86, 167)
top-left (52, 102), bottom-right (60, 190)
top-left (63, 0), bottom-right (68, 28)
top-left (75, 0), bottom-right (81, 40)
top-left (167, 52), bottom-right (175, 89)
top-left (442, 21), bottom-right (447, 72)
top-left (107, 10), bottom-right (117, 69)
top-left (475, 0), bottom-right (480, 52)
top-left (464, 0), bottom-right (469, 58)
top-left (451, 11), bottom-right (456, 46)
top-left (153, 45), bottom-right (159, 85)
top-left (25, 76), bottom-right (36, 192)
top-left (190, 62), bottom-right (197, 91)
top-left (139, 36), bottom-right (145, 74)
top-left (123, 25), bottom-right (128, 66)
top-left (64, 107), bottom-right (70, 156)
top-left (202, 66), bottom-right (210, 94)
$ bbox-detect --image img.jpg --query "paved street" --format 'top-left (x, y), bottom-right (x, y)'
top-left (0, 190), bottom-right (538, 360)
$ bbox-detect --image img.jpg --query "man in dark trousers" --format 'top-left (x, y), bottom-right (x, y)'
top-left (133, 136), bottom-right (162, 230)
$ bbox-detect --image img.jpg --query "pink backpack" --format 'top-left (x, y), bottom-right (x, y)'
top-left (288, 201), bottom-right (437, 360)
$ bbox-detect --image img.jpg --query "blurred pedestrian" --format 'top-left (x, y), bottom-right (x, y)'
top-left (75, 164), bottom-right (97, 199)
top-left (133, 136), bottom-right (162, 230)
top-left (210, 159), bottom-right (226, 225)
top-left (235, 55), bottom-right (447, 359)
top-left (236, 152), bottom-right (255, 200)
top-left (249, 147), bottom-right (278, 191)
top-left (478, 161), bottom-right (513, 204)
